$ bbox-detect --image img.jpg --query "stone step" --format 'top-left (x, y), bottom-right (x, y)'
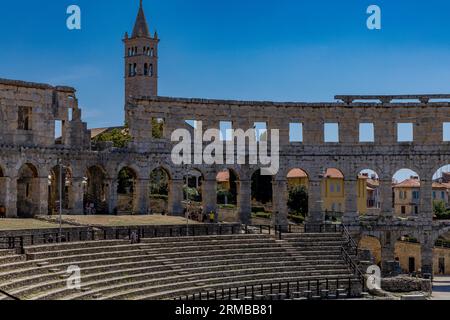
top-left (0, 250), bottom-right (17, 257)
top-left (58, 271), bottom-right (359, 301)
top-left (0, 255), bottom-right (25, 264)
top-left (24, 240), bottom-right (131, 253)
top-left (15, 262), bottom-right (354, 300)
top-left (1, 259), bottom-right (351, 293)
top-left (105, 275), bottom-right (361, 301)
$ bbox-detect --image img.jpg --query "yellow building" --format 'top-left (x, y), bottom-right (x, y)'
top-left (393, 177), bottom-right (450, 216)
top-left (287, 169), bottom-right (309, 189)
top-left (322, 169), bottom-right (345, 213)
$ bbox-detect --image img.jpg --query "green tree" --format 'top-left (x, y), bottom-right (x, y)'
top-left (288, 185), bottom-right (308, 215)
top-left (93, 126), bottom-right (132, 148)
top-left (434, 200), bottom-right (448, 219)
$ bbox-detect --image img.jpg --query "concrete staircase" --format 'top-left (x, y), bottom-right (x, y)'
top-left (0, 233), bottom-right (363, 300)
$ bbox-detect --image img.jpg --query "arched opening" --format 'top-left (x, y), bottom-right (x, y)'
top-left (83, 166), bottom-right (107, 215)
top-left (149, 64), bottom-right (154, 77)
top-left (358, 236), bottom-right (382, 266)
top-left (17, 163), bottom-right (39, 218)
top-left (395, 235), bottom-right (421, 274)
top-left (117, 167), bottom-right (137, 214)
top-left (286, 168), bottom-right (309, 223)
top-left (251, 169), bottom-right (273, 221)
top-left (48, 165), bottom-right (72, 215)
top-left (144, 63), bottom-right (148, 76)
top-left (357, 169), bottom-right (380, 216)
top-left (216, 169), bottom-right (238, 222)
top-left (322, 168), bottom-right (345, 220)
top-left (149, 167), bottom-right (170, 215)
top-left (432, 165), bottom-right (450, 220)
top-left (183, 169), bottom-right (204, 221)
top-left (392, 169), bottom-right (420, 217)
top-left (0, 166), bottom-right (6, 217)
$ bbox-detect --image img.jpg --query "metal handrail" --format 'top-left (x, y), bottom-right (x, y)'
top-left (0, 288), bottom-right (20, 301)
top-left (341, 246), bottom-right (365, 288)
top-left (177, 277), bottom-right (360, 301)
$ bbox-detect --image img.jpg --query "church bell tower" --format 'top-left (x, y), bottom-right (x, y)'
top-left (123, 0), bottom-right (159, 99)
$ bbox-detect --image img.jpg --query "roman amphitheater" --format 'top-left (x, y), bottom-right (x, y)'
top-left (1, 1), bottom-right (450, 300)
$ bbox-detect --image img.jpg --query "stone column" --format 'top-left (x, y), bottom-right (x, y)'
top-left (106, 179), bottom-right (118, 215)
top-left (36, 177), bottom-right (49, 216)
top-left (419, 179), bottom-right (433, 222)
top-left (272, 179), bottom-right (288, 227)
top-left (237, 180), bottom-right (252, 224)
top-left (421, 231), bottom-right (434, 276)
top-left (5, 177), bottom-right (17, 218)
top-left (343, 179), bottom-right (359, 225)
top-left (379, 179), bottom-right (393, 218)
top-left (134, 179), bottom-right (149, 215)
top-left (202, 179), bottom-right (218, 221)
top-left (306, 180), bottom-right (324, 224)
top-left (169, 179), bottom-right (184, 216)
top-left (380, 231), bottom-right (396, 276)
top-left (70, 177), bottom-right (85, 214)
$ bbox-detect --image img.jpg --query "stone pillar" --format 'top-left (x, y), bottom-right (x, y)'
top-left (343, 179), bottom-right (359, 225)
top-left (379, 179), bottom-right (393, 218)
top-left (70, 177), bottom-right (85, 214)
top-left (134, 179), bottom-right (149, 215)
top-left (419, 179), bottom-right (433, 222)
top-left (202, 179), bottom-right (218, 220)
top-left (5, 177), bottom-right (17, 218)
top-left (169, 179), bottom-right (184, 216)
top-left (306, 180), bottom-right (324, 224)
top-left (36, 177), bottom-right (49, 216)
top-left (421, 231), bottom-right (434, 276)
top-left (272, 179), bottom-right (288, 227)
top-left (380, 231), bottom-right (396, 276)
top-left (106, 179), bottom-right (118, 215)
top-left (237, 180), bottom-right (252, 224)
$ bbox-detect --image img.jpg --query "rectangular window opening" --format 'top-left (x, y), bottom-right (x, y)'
top-left (18, 106), bottom-right (32, 131)
top-left (289, 123), bottom-right (303, 143)
top-left (397, 123), bottom-right (414, 142)
top-left (324, 123), bottom-right (339, 143)
top-left (253, 122), bottom-right (268, 142)
top-left (359, 123), bottom-right (374, 142)
top-left (219, 121), bottom-right (233, 142)
top-left (152, 118), bottom-right (165, 139)
top-left (443, 123), bottom-right (450, 142)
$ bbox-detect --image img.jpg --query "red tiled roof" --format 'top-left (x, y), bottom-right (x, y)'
top-left (287, 169), bottom-right (308, 179)
top-left (325, 168), bottom-right (344, 179)
top-left (216, 170), bottom-right (230, 183)
top-left (393, 178), bottom-right (420, 188)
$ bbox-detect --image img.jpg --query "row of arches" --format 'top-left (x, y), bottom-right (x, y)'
top-left (2, 161), bottom-right (450, 220)
top-left (127, 46), bottom-right (155, 57)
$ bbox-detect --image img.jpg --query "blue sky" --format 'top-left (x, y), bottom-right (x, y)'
top-left (2, 0), bottom-right (450, 129)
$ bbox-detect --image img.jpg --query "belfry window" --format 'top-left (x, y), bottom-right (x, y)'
top-left (149, 64), bottom-right (154, 77)
top-left (144, 63), bottom-right (148, 76)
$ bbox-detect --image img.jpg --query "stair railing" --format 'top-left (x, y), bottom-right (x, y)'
top-left (341, 246), bottom-right (366, 289)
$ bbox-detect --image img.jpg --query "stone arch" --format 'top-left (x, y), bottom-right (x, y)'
top-left (83, 165), bottom-right (108, 214)
top-left (394, 233), bottom-right (422, 274)
top-left (357, 169), bottom-right (380, 216)
top-left (321, 168), bottom-right (345, 217)
top-left (251, 169), bottom-right (273, 219)
top-left (17, 163), bottom-right (39, 218)
top-left (392, 168), bottom-right (421, 217)
top-left (149, 167), bottom-right (171, 214)
top-left (48, 165), bottom-right (73, 215)
top-left (117, 166), bottom-right (138, 214)
top-left (286, 168), bottom-right (309, 218)
top-left (214, 168), bottom-right (239, 222)
top-left (358, 235), bottom-right (382, 266)
top-left (0, 164), bottom-right (6, 216)
top-left (181, 168), bottom-right (206, 221)
top-left (431, 164), bottom-right (450, 220)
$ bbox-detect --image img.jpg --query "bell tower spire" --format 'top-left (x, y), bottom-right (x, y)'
top-left (123, 0), bottom-right (159, 100)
